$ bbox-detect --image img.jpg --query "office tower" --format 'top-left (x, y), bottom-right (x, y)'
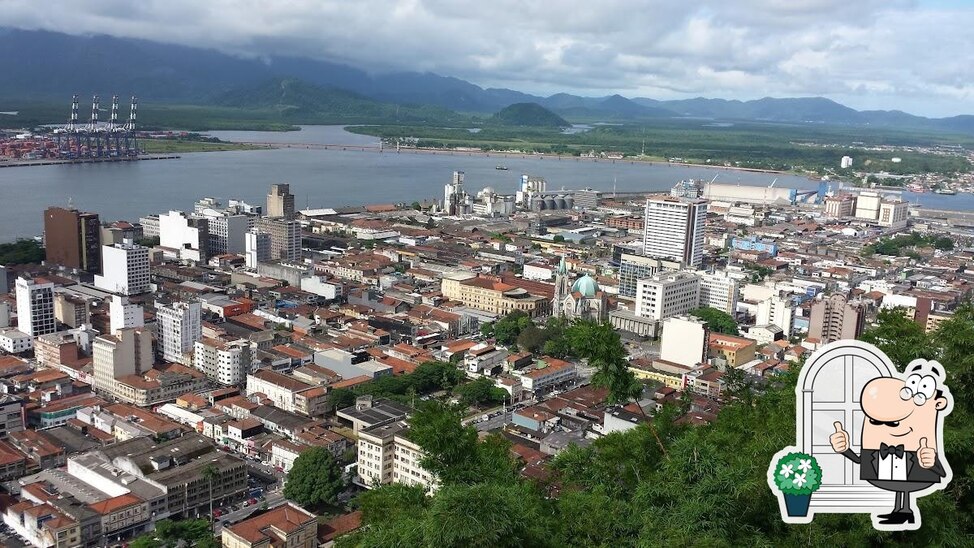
top-left (156, 301), bottom-right (202, 365)
top-left (43, 207), bottom-right (101, 273)
top-left (94, 241), bottom-right (151, 295)
top-left (697, 270), bottom-right (739, 316)
top-left (634, 272), bottom-right (700, 321)
top-left (267, 183), bottom-right (295, 219)
top-left (0, 265), bottom-right (8, 294)
top-left (92, 327), bottom-right (153, 394)
top-left (159, 211), bottom-right (209, 262)
top-left (15, 276), bottom-right (55, 337)
top-left (245, 230), bottom-right (271, 268)
top-left (643, 197), bottom-right (707, 267)
top-left (809, 294), bottom-right (865, 344)
top-left (256, 217), bottom-right (300, 261)
top-left (110, 295), bottom-right (144, 334)
top-left (660, 316), bottom-right (709, 368)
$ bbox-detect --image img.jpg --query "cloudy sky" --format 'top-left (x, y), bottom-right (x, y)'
top-left (2, 0), bottom-right (972, 117)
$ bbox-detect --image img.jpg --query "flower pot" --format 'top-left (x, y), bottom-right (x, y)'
top-left (784, 493), bottom-right (811, 517)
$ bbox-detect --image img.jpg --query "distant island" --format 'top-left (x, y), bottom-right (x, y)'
top-left (489, 103), bottom-right (569, 128)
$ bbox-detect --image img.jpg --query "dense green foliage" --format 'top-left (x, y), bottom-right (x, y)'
top-left (283, 447), bottom-right (346, 507)
top-left (327, 360), bottom-right (466, 410)
top-left (863, 232), bottom-right (955, 257)
top-left (489, 102), bottom-right (569, 128)
top-left (567, 320), bottom-right (641, 404)
top-left (339, 307), bottom-right (974, 547)
top-left (454, 376), bottom-right (508, 407)
top-left (129, 519), bottom-right (218, 548)
top-left (690, 307), bottom-right (741, 335)
top-left (0, 239), bottom-right (44, 264)
top-left (481, 310), bottom-right (533, 346)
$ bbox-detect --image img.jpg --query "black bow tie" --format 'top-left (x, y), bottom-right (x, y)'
top-left (880, 443), bottom-right (905, 459)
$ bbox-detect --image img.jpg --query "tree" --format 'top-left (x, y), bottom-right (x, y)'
top-left (860, 307), bottom-right (934, 366)
top-left (567, 321), bottom-right (641, 404)
top-left (553, 235), bottom-right (565, 243)
top-left (455, 377), bottom-right (507, 407)
top-left (130, 519), bottom-right (218, 548)
top-left (201, 463), bottom-right (219, 529)
top-left (493, 311), bottom-right (530, 346)
top-left (409, 401), bottom-right (478, 484)
top-left (0, 239), bottom-right (45, 265)
top-left (328, 388), bottom-right (356, 411)
top-left (480, 321), bottom-right (495, 339)
top-left (517, 325), bottom-right (548, 353)
top-left (689, 307), bottom-right (740, 335)
top-left (411, 201), bottom-right (422, 211)
top-left (283, 447), bottom-right (346, 509)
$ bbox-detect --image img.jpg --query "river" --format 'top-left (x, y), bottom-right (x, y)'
top-left (0, 126), bottom-right (968, 241)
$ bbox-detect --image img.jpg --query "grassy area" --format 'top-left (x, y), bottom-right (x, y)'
top-left (141, 139), bottom-right (267, 153)
top-left (348, 120), bottom-right (974, 176)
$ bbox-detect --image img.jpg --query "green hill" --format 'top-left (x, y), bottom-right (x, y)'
top-left (214, 78), bottom-right (471, 126)
top-left (489, 102), bottom-right (569, 128)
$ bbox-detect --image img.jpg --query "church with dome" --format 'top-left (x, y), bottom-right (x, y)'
top-left (552, 256), bottom-right (608, 321)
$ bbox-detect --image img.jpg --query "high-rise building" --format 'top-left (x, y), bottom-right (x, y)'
top-left (159, 211), bottom-right (209, 262)
top-left (43, 207), bottom-right (101, 273)
top-left (443, 171), bottom-right (471, 215)
top-left (194, 338), bottom-right (257, 386)
top-left (0, 264), bottom-right (9, 294)
top-left (15, 276), bottom-right (55, 337)
top-left (245, 230), bottom-right (271, 268)
top-left (809, 294), bottom-right (865, 344)
top-left (110, 295), bottom-right (144, 334)
top-left (266, 183), bottom-right (295, 219)
top-left (635, 272), bottom-right (700, 321)
top-left (92, 328), bottom-right (153, 394)
top-left (854, 191), bottom-right (883, 221)
top-left (697, 270), bottom-right (739, 316)
top-left (643, 197), bottom-right (707, 267)
top-left (659, 316), bottom-right (708, 368)
top-left (94, 241), bottom-right (151, 295)
top-left (756, 294), bottom-right (795, 337)
top-left (256, 217), bottom-right (301, 261)
top-left (618, 253), bottom-right (667, 298)
top-left (156, 301), bottom-right (202, 365)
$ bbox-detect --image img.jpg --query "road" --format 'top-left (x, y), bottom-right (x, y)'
top-left (474, 411), bottom-right (512, 432)
top-left (213, 490), bottom-right (286, 535)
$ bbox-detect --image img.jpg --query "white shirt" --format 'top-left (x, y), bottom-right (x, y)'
top-left (878, 451), bottom-right (908, 481)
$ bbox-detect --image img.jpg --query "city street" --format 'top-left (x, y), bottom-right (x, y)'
top-left (213, 490), bottom-right (285, 535)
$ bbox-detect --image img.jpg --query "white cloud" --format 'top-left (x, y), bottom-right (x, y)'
top-left (0, 0), bottom-right (970, 116)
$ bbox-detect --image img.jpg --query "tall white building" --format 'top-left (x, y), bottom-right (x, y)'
top-left (756, 294), bottom-right (795, 337)
top-left (643, 197), bottom-right (707, 267)
top-left (635, 272), bottom-right (700, 321)
top-left (194, 338), bottom-right (257, 386)
top-left (94, 241), bottom-right (151, 295)
top-left (159, 211), bottom-right (209, 262)
top-left (156, 301), bottom-right (202, 365)
top-left (110, 295), bottom-right (144, 334)
top-left (245, 230), bottom-right (272, 268)
top-left (15, 276), bottom-right (55, 337)
top-left (659, 316), bottom-right (708, 368)
top-left (697, 270), bottom-right (739, 316)
top-left (202, 212), bottom-right (254, 256)
top-left (878, 199), bottom-right (909, 229)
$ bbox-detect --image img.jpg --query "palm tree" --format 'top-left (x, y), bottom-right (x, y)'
top-left (201, 463), bottom-right (219, 532)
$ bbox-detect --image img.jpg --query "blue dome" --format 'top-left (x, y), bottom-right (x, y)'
top-left (571, 274), bottom-right (599, 298)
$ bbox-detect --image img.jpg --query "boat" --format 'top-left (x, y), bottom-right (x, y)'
top-left (935, 188), bottom-right (957, 195)
top-left (495, 165), bottom-right (509, 170)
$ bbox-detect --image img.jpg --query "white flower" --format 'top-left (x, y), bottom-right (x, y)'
top-left (797, 459), bottom-right (812, 473)
top-left (793, 473), bottom-right (807, 488)
top-left (779, 464), bottom-right (794, 478)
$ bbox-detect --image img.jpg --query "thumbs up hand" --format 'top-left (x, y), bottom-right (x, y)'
top-left (830, 421), bottom-right (849, 453)
top-left (918, 437), bottom-right (937, 469)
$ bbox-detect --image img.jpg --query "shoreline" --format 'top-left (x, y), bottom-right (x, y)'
top-left (238, 141), bottom-right (799, 177)
top-left (0, 154), bottom-right (181, 169)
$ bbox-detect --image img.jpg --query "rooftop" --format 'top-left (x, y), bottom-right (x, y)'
top-left (225, 502), bottom-right (317, 544)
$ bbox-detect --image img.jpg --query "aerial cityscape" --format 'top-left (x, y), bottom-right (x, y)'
top-left (2, 2), bottom-right (974, 546)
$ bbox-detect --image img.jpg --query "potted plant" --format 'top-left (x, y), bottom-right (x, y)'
top-left (771, 451), bottom-right (822, 517)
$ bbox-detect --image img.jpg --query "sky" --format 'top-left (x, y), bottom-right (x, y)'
top-left (1, 0), bottom-right (972, 117)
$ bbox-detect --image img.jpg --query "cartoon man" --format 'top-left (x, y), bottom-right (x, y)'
top-left (830, 359), bottom-right (952, 527)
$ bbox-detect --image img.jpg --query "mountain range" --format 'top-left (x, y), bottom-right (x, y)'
top-left (2, 27), bottom-right (973, 134)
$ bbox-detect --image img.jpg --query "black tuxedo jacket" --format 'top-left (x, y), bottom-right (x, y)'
top-left (841, 448), bottom-right (946, 483)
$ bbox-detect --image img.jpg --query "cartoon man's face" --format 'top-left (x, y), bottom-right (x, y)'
top-left (861, 372), bottom-right (949, 450)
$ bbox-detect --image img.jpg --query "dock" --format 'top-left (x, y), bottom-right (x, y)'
top-left (0, 154), bottom-right (180, 168)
